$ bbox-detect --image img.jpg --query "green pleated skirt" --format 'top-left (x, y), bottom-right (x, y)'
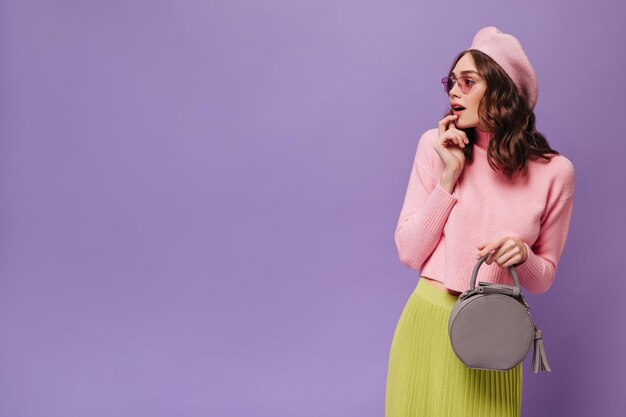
top-left (385, 277), bottom-right (522, 417)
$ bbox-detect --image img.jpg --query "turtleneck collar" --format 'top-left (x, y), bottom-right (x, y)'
top-left (475, 128), bottom-right (494, 150)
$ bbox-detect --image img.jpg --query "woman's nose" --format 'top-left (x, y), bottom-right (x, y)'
top-left (449, 80), bottom-right (462, 97)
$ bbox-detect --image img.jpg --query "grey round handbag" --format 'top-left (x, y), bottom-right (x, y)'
top-left (447, 254), bottom-right (551, 373)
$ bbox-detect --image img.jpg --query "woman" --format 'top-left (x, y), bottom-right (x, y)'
top-left (385, 27), bottom-right (575, 417)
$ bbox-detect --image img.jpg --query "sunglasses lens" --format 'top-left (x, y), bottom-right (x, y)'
top-left (441, 77), bottom-right (453, 93)
top-left (441, 75), bottom-right (476, 94)
top-left (441, 77), bottom-right (449, 93)
top-left (459, 76), bottom-right (471, 93)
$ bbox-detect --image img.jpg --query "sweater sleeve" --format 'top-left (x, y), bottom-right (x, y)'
top-left (394, 131), bottom-right (458, 270)
top-left (515, 159), bottom-right (575, 294)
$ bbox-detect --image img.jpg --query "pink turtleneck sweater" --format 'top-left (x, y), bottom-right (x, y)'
top-left (394, 127), bottom-right (575, 294)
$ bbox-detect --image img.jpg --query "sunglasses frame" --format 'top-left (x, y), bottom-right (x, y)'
top-left (441, 75), bottom-right (481, 95)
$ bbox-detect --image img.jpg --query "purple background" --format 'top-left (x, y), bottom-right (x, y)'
top-left (0, 1), bottom-right (623, 416)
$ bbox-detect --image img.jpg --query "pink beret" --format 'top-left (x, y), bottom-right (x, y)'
top-left (466, 26), bottom-right (538, 110)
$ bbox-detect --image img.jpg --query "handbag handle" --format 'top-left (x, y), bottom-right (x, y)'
top-left (470, 254), bottom-right (521, 290)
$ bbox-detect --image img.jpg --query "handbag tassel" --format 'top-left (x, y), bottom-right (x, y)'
top-left (531, 325), bottom-right (551, 373)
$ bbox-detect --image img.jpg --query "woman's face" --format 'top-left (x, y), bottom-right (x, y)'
top-left (449, 53), bottom-right (487, 130)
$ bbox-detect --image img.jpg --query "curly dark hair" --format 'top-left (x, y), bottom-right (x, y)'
top-left (443, 49), bottom-right (560, 180)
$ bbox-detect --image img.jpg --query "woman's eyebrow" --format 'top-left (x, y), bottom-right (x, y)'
top-left (450, 70), bottom-right (479, 77)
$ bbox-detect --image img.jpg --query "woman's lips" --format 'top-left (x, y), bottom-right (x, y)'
top-left (452, 108), bottom-right (465, 114)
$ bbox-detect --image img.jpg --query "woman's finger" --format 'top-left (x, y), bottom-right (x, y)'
top-left (448, 124), bottom-right (469, 148)
top-left (450, 134), bottom-right (464, 148)
top-left (494, 251), bottom-right (516, 267)
top-left (477, 241), bottom-right (494, 258)
top-left (501, 253), bottom-right (524, 268)
top-left (438, 115), bottom-right (458, 136)
top-left (489, 238), bottom-right (520, 265)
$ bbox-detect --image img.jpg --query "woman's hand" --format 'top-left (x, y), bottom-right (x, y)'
top-left (433, 114), bottom-right (468, 174)
top-left (476, 236), bottom-right (528, 268)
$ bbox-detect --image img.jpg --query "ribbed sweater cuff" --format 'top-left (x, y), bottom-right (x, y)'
top-left (514, 242), bottom-right (550, 294)
top-left (412, 182), bottom-right (458, 233)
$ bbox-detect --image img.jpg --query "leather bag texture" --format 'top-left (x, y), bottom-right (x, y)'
top-left (447, 254), bottom-right (551, 373)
